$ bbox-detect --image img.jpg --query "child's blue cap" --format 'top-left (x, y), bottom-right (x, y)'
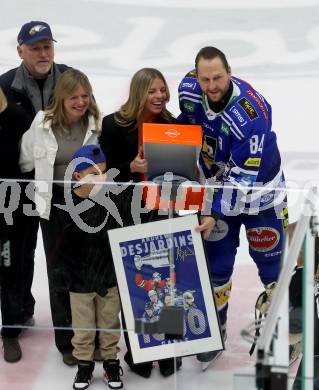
top-left (72, 144), bottom-right (106, 173)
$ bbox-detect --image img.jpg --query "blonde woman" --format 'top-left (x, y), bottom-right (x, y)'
top-left (0, 88), bottom-right (32, 362)
top-left (19, 69), bottom-right (102, 365)
top-left (99, 68), bottom-right (174, 183)
top-left (99, 68), bottom-right (183, 378)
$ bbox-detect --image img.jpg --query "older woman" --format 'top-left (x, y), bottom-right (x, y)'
top-left (19, 69), bottom-right (101, 365)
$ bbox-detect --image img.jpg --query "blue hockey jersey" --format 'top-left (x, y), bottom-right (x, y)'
top-left (178, 72), bottom-right (285, 218)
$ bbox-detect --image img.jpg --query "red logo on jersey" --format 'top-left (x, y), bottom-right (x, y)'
top-left (246, 227), bottom-right (279, 252)
top-left (246, 90), bottom-right (268, 120)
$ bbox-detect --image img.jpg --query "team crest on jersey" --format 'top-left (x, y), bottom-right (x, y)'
top-left (184, 101), bottom-right (195, 113)
top-left (201, 135), bottom-right (217, 170)
top-left (238, 98), bottom-right (258, 120)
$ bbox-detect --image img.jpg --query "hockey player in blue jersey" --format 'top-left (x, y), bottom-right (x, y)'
top-left (178, 47), bottom-right (288, 370)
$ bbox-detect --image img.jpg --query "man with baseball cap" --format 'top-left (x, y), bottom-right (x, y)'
top-left (0, 21), bottom-right (71, 364)
top-left (0, 20), bottom-right (68, 117)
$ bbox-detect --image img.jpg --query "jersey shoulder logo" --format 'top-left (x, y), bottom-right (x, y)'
top-left (221, 122), bottom-right (230, 136)
top-left (184, 101), bottom-right (195, 113)
top-left (185, 69), bottom-right (197, 78)
top-left (238, 98), bottom-right (258, 120)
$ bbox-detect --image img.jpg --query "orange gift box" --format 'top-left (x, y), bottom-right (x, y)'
top-left (141, 123), bottom-right (206, 211)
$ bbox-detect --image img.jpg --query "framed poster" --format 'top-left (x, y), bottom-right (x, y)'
top-left (108, 214), bottom-right (223, 363)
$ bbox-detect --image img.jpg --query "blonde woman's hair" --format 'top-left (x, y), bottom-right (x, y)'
top-left (44, 68), bottom-right (100, 132)
top-left (0, 88), bottom-right (8, 114)
top-left (115, 68), bottom-right (173, 126)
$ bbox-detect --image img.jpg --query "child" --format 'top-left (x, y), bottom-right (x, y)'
top-left (62, 144), bottom-right (124, 390)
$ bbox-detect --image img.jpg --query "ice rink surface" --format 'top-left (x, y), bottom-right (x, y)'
top-left (1, 0), bottom-right (319, 388)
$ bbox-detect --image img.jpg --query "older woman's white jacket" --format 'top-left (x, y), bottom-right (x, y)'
top-left (19, 110), bottom-right (102, 220)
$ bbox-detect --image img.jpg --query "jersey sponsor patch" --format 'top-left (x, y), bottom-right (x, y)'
top-left (202, 122), bottom-right (214, 132)
top-left (229, 170), bottom-right (257, 186)
top-left (238, 98), bottom-right (259, 120)
top-left (184, 101), bottom-right (195, 113)
top-left (260, 192), bottom-right (275, 206)
top-left (244, 157), bottom-right (261, 167)
top-left (206, 220), bottom-right (229, 242)
top-left (265, 250), bottom-right (282, 258)
top-left (281, 207), bottom-right (289, 231)
top-left (214, 279), bottom-right (232, 310)
top-left (221, 122), bottom-right (230, 136)
top-left (246, 227), bottom-right (280, 252)
top-left (230, 106), bottom-right (247, 126)
top-left (181, 82), bottom-right (197, 90)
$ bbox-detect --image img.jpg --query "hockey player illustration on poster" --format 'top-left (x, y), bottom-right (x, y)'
top-left (142, 301), bottom-right (161, 323)
top-left (119, 229), bottom-right (212, 349)
top-left (183, 290), bottom-right (197, 311)
top-left (145, 289), bottom-right (164, 316)
top-left (135, 270), bottom-right (175, 298)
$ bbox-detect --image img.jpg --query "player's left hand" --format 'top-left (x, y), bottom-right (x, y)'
top-left (195, 216), bottom-right (216, 240)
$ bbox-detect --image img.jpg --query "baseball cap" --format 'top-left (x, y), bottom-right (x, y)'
top-left (17, 21), bottom-right (57, 46)
top-left (72, 145), bottom-right (106, 173)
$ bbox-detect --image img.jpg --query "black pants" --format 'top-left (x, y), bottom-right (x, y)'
top-left (40, 185), bottom-right (73, 354)
top-left (21, 214), bottom-right (38, 323)
top-left (0, 211), bottom-right (38, 338)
